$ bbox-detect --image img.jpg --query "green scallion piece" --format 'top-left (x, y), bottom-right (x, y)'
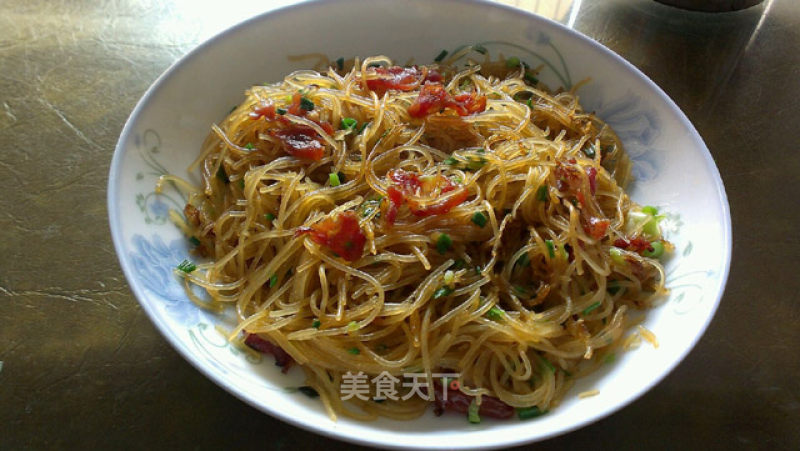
top-left (471, 211), bottom-right (488, 228)
top-left (433, 286), bottom-right (454, 299)
top-left (451, 258), bottom-right (466, 270)
top-left (583, 301), bottom-right (602, 315)
top-left (276, 107), bottom-right (287, 115)
top-left (436, 233), bottom-right (452, 254)
top-left (297, 386), bottom-right (319, 398)
top-left (517, 406), bottom-right (547, 420)
top-left (340, 117), bottom-right (357, 130)
top-left (264, 213), bottom-right (275, 222)
top-left (643, 240), bottom-right (665, 258)
top-left (347, 347), bottom-right (360, 355)
top-left (244, 142), bottom-right (255, 150)
top-left (312, 319), bottom-right (321, 329)
top-left (357, 121), bottom-right (369, 134)
top-left (545, 240), bottom-right (556, 259)
top-left (444, 156), bottom-right (458, 166)
top-left (467, 398), bottom-right (481, 424)
top-left (177, 260), bottom-right (196, 273)
top-left (506, 56), bottom-right (521, 68)
top-left (434, 49), bottom-right (448, 62)
top-left (607, 280), bottom-right (622, 295)
top-left (216, 165), bottom-right (228, 184)
top-left (299, 96), bottom-right (314, 111)
top-left (188, 236), bottom-right (201, 246)
top-left (473, 44), bottom-right (488, 54)
top-left (516, 252), bottom-right (530, 268)
top-left (269, 273), bottom-right (278, 288)
top-left (466, 156), bottom-right (487, 171)
top-left (642, 205), bottom-right (659, 216)
top-left (540, 356), bottom-right (556, 373)
top-left (486, 306), bottom-right (504, 321)
top-left (329, 172), bottom-right (341, 187)
top-left (336, 57), bottom-right (344, 71)
top-left (609, 247), bottom-right (625, 265)
top-left (347, 321), bottom-right (359, 332)
top-left (524, 72), bottom-right (539, 85)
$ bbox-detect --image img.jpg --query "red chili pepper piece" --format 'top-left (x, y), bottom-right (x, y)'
top-left (583, 216), bottom-right (610, 240)
top-left (296, 211), bottom-right (366, 262)
top-left (407, 82), bottom-right (487, 118)
top-left (249, 102), bottom-right (276, 120)
top-left (614, 237), bottom-right (652, 253)
top-left (270, 125), bottom-right (326, 161)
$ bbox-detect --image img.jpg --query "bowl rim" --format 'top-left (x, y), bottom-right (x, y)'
top-left (107, 0), bottom-right (732, 448)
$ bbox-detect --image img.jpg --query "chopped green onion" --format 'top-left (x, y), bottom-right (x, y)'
top-left (347, 347), bottom-right (360, 355)
top-left (244, 142), bottom-right (255, 150)
top-left (643, 241), bottom-right (665, 258)
top-left (486, 306), bottom-right (504, 321)
top-left (444, 156), bottom-right (458, 166)
top-left (340, 117), bottom-right (358, 130)
top-left (264, 212), bottom-right (275, 222)
top-left (607, 280), bottom-right (622, 295)
top-left (451, 259), bottom-right (466, 270)
top-left (188, 236), bottom-right (201, 246)
top-left (336, 57), bottom-right (344, 71)
top-left (436, 233), bottom-right (452, 254)
top-left (347, 321), bottom-right (359, 332)
top-left (471, 211), bottom-right (488, 228)
top-left (513, 285), bottom-right (528, 297)
top-left (642, 205), bottom-right (659, 216)
top-left (297, 386), bottom-right (319, 398)
top-left (527, 98), bottom-right (533, 109)
top-left (517, 406), bottom-right (547, 420)
top-left (524, 72), bottom-right (539, 85)
top-left (582, 301), bottom-right (602, 315)
top-left (329, 172), bottom-right (341, 187)
top-left (269, 273), bottom-right (278, 288)
top-left (276, 107), bottom-right (287, 115)
top-left (609, 247), bottom-right (625, 264)
top-left (506, 56), bottom-right (521, 68)
top-left (516, 252), bottom-right (530, 268)
top-left (357, 121), bottom-right (369, 134)
top-left (434, 49), bottom-right (448, 62)
top-left (216, 165), bottom-right (228, 184)
top-left (433, 286), bottom-right (454, 299)
top-left (466, 156), bottom-right (487, 171)
top-left (177, 260), bottom-right (196, 273)
top-left (583, 144), bottom-right (596, 158)
top-left (536, 185), bottom-right (548, 202)
top-left (360, 198), bottom-right (382, 218)
top-left (473, 44), bottom-right (488, 54)
top-left (545, 240), bottom-right (556, 259)
top-left (312, 319), bottom-right (321, 329)
top-left (299, 96), bottom-right (314, 111)
top-left (540, 356), bottom-right (556, 373)
top-left (467, 398), bottom-right (481, 424)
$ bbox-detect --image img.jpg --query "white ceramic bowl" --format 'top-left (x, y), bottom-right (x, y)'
top-left (108, 0), bottom-right (731, 448)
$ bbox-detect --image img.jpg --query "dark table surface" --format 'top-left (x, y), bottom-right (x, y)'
top-left (1, 0), bottom-right (798, 449)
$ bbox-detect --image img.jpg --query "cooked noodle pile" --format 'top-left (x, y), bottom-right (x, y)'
top-left (162, 53), bottom-right (669, 422)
